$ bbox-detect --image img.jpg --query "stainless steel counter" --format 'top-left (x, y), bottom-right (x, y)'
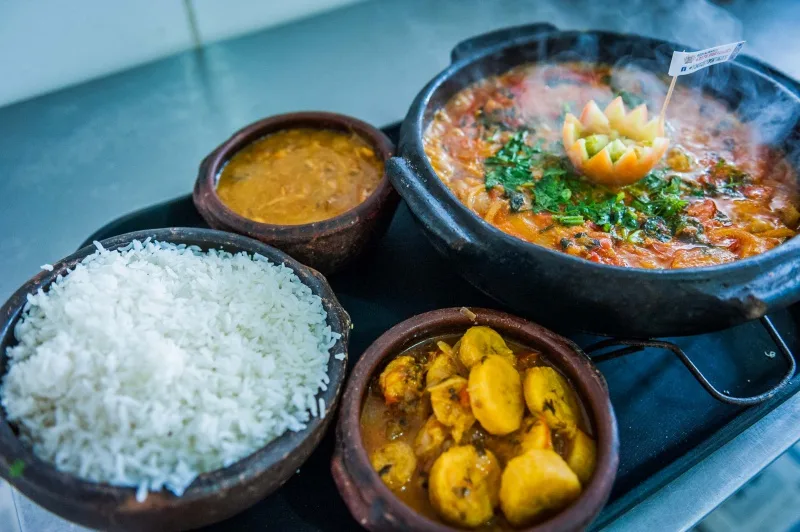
top-left (1, 0), bottom-right (799, 530)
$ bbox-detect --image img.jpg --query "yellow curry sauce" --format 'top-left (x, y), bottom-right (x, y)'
top-left (216, 128), bottom-right (383, 225)
top-left (424, 62), bottom-right (800, 269)
top-left (361, 327), bottom-right (595, 530)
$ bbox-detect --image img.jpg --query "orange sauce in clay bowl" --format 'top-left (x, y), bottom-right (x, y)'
top-left (194, 112), bottom-right (399, 273)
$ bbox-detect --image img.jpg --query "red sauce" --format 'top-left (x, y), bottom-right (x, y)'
top-left (424, 62), bottom-right (800, 269)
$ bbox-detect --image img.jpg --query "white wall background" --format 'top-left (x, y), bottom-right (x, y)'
top-left (0, 0), bottom-right (365, 108)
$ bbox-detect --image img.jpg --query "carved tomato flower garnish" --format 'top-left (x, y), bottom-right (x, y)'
top-left (562, 96), bottom-right (669, 186)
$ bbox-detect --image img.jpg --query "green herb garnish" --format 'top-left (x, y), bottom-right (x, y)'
top-left (679, 158), bottom-right (749, 198)
top-left (627, 172), bottom-right (692, 231)
top-left (673, 215), bottom-right (706, 243)
top-left (9, 459), bottom-right (25, 478)
top-left (643, 216), bottom-right (672, 242)
top-left (484, 131), bottom-right (541, 193)
top-left (553, 214), bottom-right (585, 226)
top-left (532, 172), bottom-right (572, 212)
top-left (710, 158), bottom-right (749, 196)
top-left (481, 130), bottom-right (718, 241)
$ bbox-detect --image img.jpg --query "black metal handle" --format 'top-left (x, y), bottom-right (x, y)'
top-left (450, 22), bottom-right (558, 63)
top-left (583, 316), bottom-right (796, 406)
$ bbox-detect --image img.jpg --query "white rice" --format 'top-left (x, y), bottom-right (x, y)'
top-left (1, 239), bottom-right (339, 501)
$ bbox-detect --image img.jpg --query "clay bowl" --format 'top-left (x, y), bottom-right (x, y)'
top-left (0, 228), bottom-right (351, 532)
top-left (193, 111), bottom-right (400, 274)
top-left (332, 307), bottom-right (618, 532)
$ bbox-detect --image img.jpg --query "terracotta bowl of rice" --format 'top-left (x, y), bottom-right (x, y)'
top-left (0, 228), bottom-right (350, 531)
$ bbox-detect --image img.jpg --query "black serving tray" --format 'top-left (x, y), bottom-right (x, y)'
top-left (80, 123), bottom-right (800, 531)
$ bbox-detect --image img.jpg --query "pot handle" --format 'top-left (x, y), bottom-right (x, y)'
top-left (386, 157), bottom-right (476, 251)
top-left (450, 22), bottom-right (559, 63)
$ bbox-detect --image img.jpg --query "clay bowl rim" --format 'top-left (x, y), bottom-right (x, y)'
top-left (335, 307), bottom-right (619, 532)
top-left (193, 111), bottom-right (396, 244)
top-left (0, 227), bottom-right (351, 529)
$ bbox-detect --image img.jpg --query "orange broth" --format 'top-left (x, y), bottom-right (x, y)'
top-left (423, 62), bottom-right (800, 269)
top-left (216, 128), bottom-right (383, 225)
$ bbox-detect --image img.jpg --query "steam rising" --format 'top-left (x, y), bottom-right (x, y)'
top-left (396, 0), bottom-right (800, 163)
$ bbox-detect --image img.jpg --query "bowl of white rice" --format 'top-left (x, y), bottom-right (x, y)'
top-left (0, 228), bottom-right (351, 531)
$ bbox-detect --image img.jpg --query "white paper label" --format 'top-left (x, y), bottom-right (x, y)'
top-left (668, 41), bottom-right (745, 76)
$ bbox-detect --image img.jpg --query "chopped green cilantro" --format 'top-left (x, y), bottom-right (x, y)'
top-left (484, 131), bottom-right (541, 192)
top-left (481, 130), bottom-right (716, 240)
top-left (680, 158), bottom-right (749, 198)
top-left (553, 214), bottom-right (585, 226)
top-left (532, 173), bottom-right (572, 213)
top-left (643, 217), bottom-right (672, 242)
top-left (710, 158), bottom-right (749, 196)
top-left (9, 459), bottom-right (25, 478)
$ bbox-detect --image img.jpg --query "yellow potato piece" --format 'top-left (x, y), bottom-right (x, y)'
top-left (379, 355), bottom-right (423, 406)
top-left (500, 449), bottom-right (582, 526)
top-left (523, 367), bottom-right (581, 435)
top-left (483, 414), bottom-right (552, 465)
top-left (414, 415), bottom-right (449, 460)
top-left (370, 441), bottom-right (417, 491)
top-left (458, 326), bottom-right (515, 369)
top-left (565, 428), bottom-right (597, 485)
top-left (428, 376), bottom-right (475, 442)
top-left (429, 445), bottom-right (501, 528)
top-left (518, 414), bottom-right (552, 454)
top-left (468, 355), bottom-right (524, 435)
top-left (427, 352), bottom-right (461, 388)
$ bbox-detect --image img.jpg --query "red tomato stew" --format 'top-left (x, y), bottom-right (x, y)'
top-left (423, 62), bottom-right (800, 269)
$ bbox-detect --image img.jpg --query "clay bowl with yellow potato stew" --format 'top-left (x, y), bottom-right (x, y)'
top-left (194, 111), bottom-right (399, 274)
top-left (332, 308), bottom-right (618, 532)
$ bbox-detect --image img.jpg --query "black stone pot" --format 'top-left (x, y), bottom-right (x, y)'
top-left (387, 23), bottom-right (800, 338)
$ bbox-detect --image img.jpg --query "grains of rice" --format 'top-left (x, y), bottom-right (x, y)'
top-left (1, 239), bottom-right (339, 501)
